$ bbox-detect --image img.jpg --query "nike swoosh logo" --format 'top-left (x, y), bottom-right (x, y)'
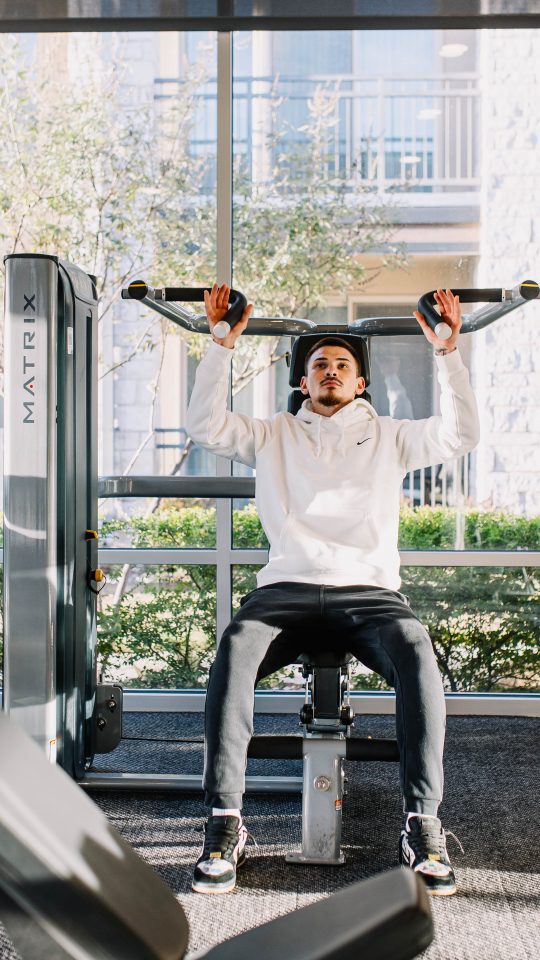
top-left (357, 438), bottom-right (372, 446)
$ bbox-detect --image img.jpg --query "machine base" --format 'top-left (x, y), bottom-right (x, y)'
top-left (285, 851), bottom-right (346, 866)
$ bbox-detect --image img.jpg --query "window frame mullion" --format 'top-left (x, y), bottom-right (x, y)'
top-left (215, 30), bottom-right (234, 645)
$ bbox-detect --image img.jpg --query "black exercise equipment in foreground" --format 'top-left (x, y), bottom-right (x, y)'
top-left (0, 712), bottom-right (433, 960)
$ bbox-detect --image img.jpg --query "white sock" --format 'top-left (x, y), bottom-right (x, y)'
top-left (406, 812), bottom-right (438, 827)
top-left (212, 807), bottom-right (242, 822)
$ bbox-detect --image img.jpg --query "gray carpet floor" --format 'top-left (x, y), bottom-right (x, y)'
top-left (1, 713), bottom-right (538, 959)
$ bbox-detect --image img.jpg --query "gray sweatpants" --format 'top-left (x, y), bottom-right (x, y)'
top-left (204, 582), bottom-right (446, 816)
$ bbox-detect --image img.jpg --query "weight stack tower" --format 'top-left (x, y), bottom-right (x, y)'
top-left (3, 254), bottom-right (99, 777)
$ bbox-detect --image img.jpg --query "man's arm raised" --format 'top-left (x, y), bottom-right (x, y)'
top-left (185, 284), bottom-right (270, 468)
top-left (395, 289), bottom-right (480, 471)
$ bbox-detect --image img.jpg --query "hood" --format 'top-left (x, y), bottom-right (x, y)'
top-left (295, 396), bottom-right (378, 457)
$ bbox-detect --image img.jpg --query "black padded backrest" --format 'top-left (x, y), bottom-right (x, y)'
top-left (289, 333), bottom-right (371, 388)
top-left (0, 713), bottom-right (188, 960)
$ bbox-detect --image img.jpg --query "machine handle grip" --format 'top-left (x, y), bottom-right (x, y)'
top-left (417, 288), bottom-right (504, 341)
top-left (418, 280), bottom-right (539, 340)
top-left (124, 281), bottom-right (247, 332)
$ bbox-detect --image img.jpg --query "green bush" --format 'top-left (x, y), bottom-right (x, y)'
top-left (464, 510), bottom-right (540, 550)
top-left (95, 504), bottom-right (539, 692)
top-left (398, 506), bottom-right (456, 549)
top-left (1, 506), bottom-right (538, 692)
top-left (401, 565), bottom-right (538, 692)
top-left (100, 504), bottom-right (216, 549)
top-left (97, 564), bottom-right (216, 688)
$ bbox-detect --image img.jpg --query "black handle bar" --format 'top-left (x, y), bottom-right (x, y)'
top-left (123, 281), bottom-right (248, 329)
top-left (418, 282), bottom-right (539, 334)
top-left (122, 280), bottom-right (539, 338)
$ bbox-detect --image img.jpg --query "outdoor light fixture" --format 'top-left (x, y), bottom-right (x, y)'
top-left (439, 43), bottom-right (468, 58)
top-left (417, 108), bottom-right (441, 120)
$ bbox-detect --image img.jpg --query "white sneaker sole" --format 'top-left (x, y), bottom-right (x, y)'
top-left (192, 854), bottom-right (246, 895)
top-left (192, 876), bottom-right (237, 894)
top-left (424, 881), bottom-right (457, 897)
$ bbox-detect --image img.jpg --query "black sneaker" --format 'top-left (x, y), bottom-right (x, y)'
top-left (400, 815), bottom-right (461, 897)
top-left (192, 815), bottom-right (248, 895)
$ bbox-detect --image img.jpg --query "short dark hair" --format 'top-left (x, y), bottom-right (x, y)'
top-left (304, 337), bottom-right (363, 377)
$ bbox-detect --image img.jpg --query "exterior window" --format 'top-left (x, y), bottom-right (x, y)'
top-left (1, 28), bottom-right (537, 697)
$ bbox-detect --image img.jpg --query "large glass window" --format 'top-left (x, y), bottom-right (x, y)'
top-left (0, 31), bottom-right (218, 485)
top-left (1, 27), bottom-right (538, 699)
top-left (0, 30), bottom-right (220, 690)
top-left (98, 563), bottom-right (217, 689)
top-left (230, 27), bottom-right (538, 534)
top-left (228, 28), bottom-right (539, 696)
top-left (400, 565), bottom-right (539, 693)
top-left (232, 564), bottom-right (539, 693)
top-left (99, 499), bottom-right (217, 549)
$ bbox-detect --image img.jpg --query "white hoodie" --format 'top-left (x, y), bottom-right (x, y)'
top-left (186, 341), bottom-right (480, 590)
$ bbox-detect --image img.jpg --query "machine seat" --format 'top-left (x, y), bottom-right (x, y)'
top-left (297, 651), bottom-right (353, 669)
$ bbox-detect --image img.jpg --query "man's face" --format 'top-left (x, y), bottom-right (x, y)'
top-left (300, 345), bottom-right (366, 416)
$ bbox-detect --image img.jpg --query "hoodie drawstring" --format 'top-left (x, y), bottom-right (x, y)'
top-left (297, 397), bottom-right (375, 458)
top-left (340, 419), bottom-right (347, 458)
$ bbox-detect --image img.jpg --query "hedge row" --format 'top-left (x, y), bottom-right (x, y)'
top-left (96, 504), bottom-right (539, 693)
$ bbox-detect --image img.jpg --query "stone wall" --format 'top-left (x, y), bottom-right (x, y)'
top-left (471, 29), bottom-right (540, 515)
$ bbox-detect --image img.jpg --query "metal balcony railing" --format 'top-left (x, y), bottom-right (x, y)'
top-left (155, 73), bottom-right (480, 193)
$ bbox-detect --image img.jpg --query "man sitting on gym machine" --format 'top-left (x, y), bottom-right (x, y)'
top-left (186, 284), bottom-right (479, 897)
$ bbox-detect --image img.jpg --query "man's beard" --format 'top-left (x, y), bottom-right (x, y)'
top-left (317, 392), bottom-right (342, 407)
